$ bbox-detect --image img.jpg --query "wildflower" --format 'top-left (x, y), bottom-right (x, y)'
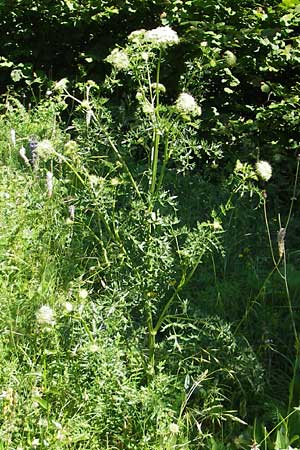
top-left (36, 305), bottom-right (56, 327)
top-left (64, 301), bottom-right (73, 313)
top-left (150, 82), bottom-right (166, 93)
top-left (106, 48), bottom-right (130, 71)
top-left (144, 26), bottom-right (179, 47)
top-left (141, 51), bottom-right (149, 61)
top-left (224, 50), bottom-right (237, 66)
top-left (255, 160), bottom-right (272, 181)
top-left (10, 129), bottom-right (16, 147)
top-left (36, 140), bottom-right (55, 160)
top-left (110, 177), bottom-right (120, 186)
top-left (128, 29), bottom-right (146, 42)
top-left (169, 423), bottom-right (180, 434)
top-left (46, 171), bottom-right (53, 197)
top-left (64, 140), bottom-right (78, 157)
top-left (175, 93), bottom-right (202, 116)
top-left (19, 146), bottom-right (30, 166)
top-left (79, 289), bottom-right (89, 299)
top-left (31, 438), bottom-right (40, 448)
top-left (88, 343), bottom-right (100, 353)
top-left (53, 78), bottom-right (69, 91)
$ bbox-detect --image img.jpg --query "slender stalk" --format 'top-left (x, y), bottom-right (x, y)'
top-left (153, 251), bottom-right (206, 334)
top-left (286, 157), bottom-right (300, 229)
top-left (106, 134), bottom-right (142, 198)
top-left (150, 49), bottom-right (162, 195)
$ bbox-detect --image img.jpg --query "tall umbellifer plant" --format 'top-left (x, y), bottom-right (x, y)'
top-left (53, 26), bottom-right (254, 378)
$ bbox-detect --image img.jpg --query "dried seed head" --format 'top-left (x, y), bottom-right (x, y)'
top-left (277, 227), bottom-right (286, 259)
top-left (28, 137), bottom-right (39, 168)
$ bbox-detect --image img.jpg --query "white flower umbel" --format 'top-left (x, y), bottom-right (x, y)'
top-left (144, 26), bottom-right (179, 47)
top-left (36, 140), bottom-right (55, 160)
top-left (150, 82), bottom-right (166, 93)
top-left (175, 93), bottom-right (202, 116)
top-left (36, 305), bottom-right (56, 327)
top-left (169, 423), bottom-right (180, 434)
top-left (53, 78), bottom-right (69, 92)
top-left (106, 48), bottom-right (130, 71)
top-left (128, 29), bottom-right (146, 42)
top-left (255, 160), bottom-right (272, 181)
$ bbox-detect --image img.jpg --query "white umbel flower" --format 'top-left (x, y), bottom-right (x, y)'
top-left (169, 423), bottom-right (180, 434)
top-left (145, 26), bottom-right (179, 47)
top-left (128, 29), bottom-right (146, 42)
top-left (36, 305), bottom-right (56, 327)
top-left (106, 48), bottom-right (130, 71)
top-left (36, 140), bottom-right (55, 160)
top-left (255, 160), bottom-right (272, 181)
top-left (175, 93), bottom-right (202, 116)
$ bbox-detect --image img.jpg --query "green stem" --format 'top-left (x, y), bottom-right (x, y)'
top-left (286, 157), bottom-right (299, 229)
top-left (106, 135), bottom-right (141, 198)
top-left (153, 251), bottom-right (205, 334)
top-left (150, 49), bottom-right (162, 195)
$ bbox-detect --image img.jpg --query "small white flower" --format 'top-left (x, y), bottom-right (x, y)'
top-left (150, 82), bottom-right (166, 93)
top-left (169, 422), bottom-right (179, 434)
top-left (46, 171), bottom-right (53, 197)
top-left (106, 48), bottom-right (130, 71)
top-left (0, 390), bottom-right (8, 399)
top-left (255, 160), bottom-right (272, 181)
top-left (64, 302), bottom-right (73, 313)
top-left (145, 26), bottom-right (179, 47)
top-left (53, 78), bottom-right (69, 91)
top-left (88, 343), bottom-right (100, 353)
top-left (36, 305), bottom-right (56, 327)
top-left (79, 289), bottom-right (89, 299)
top-left (175, 93), bottom-right (202, 116)
top-left (31, 438), bottom-right (40, 448)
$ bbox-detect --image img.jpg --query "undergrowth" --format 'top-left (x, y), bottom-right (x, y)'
top-left (0, 25), bottom-right (300, 450)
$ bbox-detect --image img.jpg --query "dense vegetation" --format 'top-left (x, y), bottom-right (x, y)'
top-left (0, 0), bottom-right (300, 448)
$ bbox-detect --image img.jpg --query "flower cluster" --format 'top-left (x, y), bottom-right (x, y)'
top-left (36, 139), bottom-right (55, 160)
top-left (175, 93), bottom-right (202, 116)
top-left (36, 305), bottom-right (56, 327)
top-left (144, 26), bottom-right (179, 47)
top-left (255, 160), bottom-right (272, 181)
top-left (106, 48), bottom-right (130, 71)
